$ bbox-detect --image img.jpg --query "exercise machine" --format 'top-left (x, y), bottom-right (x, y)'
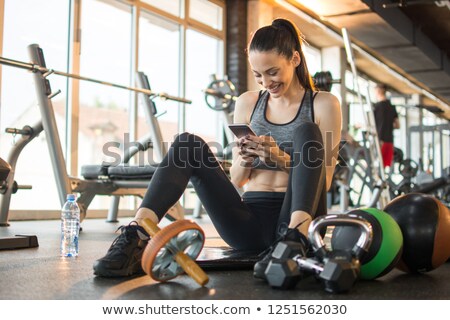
top-left (387, 156), bottom-right (450, 206)
top-left (335, 29), bottom-right (390, 211)
top-left (0, 44), bottom-right (191, 226)
top-left (406, 123), bottom-right (449, 179)
top-left (0, 157), bottom-right (39, 249)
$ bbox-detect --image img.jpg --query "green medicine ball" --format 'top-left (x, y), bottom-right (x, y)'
top-left (331, 208), bottom-right (403, 280)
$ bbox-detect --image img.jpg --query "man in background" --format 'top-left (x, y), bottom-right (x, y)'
top-left (373, 83), bottom-right (400, 168)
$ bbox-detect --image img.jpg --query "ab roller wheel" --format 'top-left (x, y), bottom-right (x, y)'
top-left (140, 218), bottom-right (209, 286)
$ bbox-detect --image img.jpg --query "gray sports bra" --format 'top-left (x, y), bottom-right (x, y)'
top-left (249, 89), bottom-right (317, 170)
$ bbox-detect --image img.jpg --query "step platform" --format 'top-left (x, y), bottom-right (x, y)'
top-left (0, 235), bottom-right (39, 250)
top-left (196, 246), bottom-right (261, 270)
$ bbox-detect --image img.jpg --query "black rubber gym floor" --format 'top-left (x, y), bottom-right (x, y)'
top-left (0, 216), bottom-right (449, 300)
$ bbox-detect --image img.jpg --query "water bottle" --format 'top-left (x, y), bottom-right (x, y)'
top-left (61, 194), bottom-right (80, 257)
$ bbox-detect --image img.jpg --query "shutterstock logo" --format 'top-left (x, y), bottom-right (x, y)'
top-left (100, 132), bottom-right (345, 170)
top-left (101, 133), bottom-right (169, 166)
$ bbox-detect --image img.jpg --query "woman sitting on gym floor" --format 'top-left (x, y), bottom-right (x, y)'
top-left (93, 18), bottom-right (341, 279)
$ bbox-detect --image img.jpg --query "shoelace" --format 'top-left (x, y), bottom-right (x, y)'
top-left (107, 222), bottom-right (149, 255)
top-left (257, 218), bottom-right (310, 258)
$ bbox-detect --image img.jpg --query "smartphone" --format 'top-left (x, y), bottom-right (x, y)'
top-left (228, 123), bottom-right (257, 138)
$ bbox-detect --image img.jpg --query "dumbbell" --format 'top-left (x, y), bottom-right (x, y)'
top-left (313, 71), bottom-right (341, 92)
top-left (265, 243), bottom-right (362, 293)
top-left (264, 241), bottom-right (306, 289)
top-left (140, 218), bottom-right (209, 286)
top-left (265, 214), bottom-right (373, 293)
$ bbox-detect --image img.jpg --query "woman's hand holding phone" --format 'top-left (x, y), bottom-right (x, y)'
top-left (241, 135), bottom-right (279, 167)
top-left (229, 124), bottom-right (258, 165)
top-left (229, 124), bottom-right (289, 169)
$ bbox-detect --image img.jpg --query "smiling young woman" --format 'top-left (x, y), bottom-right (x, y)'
top-left (93, 18), bottom-right (342, 282)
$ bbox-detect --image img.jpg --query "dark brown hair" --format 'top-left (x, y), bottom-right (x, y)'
top-left (248, 18), bottom-right (316, 90)
top-left (376, 83), bottom-right (388, 93)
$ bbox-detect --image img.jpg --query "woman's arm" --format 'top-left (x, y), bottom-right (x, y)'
top-left (229, 91), bottom-right (259, 188)
top-left (314, 92), bottom-right (342, 191)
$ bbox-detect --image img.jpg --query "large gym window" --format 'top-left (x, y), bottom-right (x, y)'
top-left (0, 0), bottom-right (225, 215)
top-left (185, 29), bottom-right (224, 142)
top-left (78, 0), bottom-right (133, 210)
top-left (0, 0), bottom-right (70, 211)
top-left (138, 11), bottom-right (181, 148)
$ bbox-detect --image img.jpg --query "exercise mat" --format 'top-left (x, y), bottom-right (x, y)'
top-left (196, 246), bottom-right (261, 270)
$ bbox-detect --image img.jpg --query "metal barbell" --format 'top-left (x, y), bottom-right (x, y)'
top-left (0, 55), bottom-right (191, 104)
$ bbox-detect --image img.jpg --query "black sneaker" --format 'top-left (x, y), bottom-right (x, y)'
top-left (93, 221), bottom-right (150, 277)
top-left (253, 227), bottom-right (310, 280)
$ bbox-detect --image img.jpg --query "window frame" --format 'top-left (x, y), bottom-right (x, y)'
top-left (0, 0), bottom-right (226, 213)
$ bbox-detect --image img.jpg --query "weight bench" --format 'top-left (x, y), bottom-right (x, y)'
top-left (81, 164), bottom-right (157, 181)
top-left (80, 158), bottom-right (231, 222)
top-left (79, 164), bottom-right (181, 222)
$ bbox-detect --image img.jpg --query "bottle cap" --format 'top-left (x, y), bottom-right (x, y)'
top-left (66, 194), bottom-right (76, 201)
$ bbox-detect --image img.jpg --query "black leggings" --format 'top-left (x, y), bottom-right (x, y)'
top-left (140, 122), bottom-right (326, 251)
